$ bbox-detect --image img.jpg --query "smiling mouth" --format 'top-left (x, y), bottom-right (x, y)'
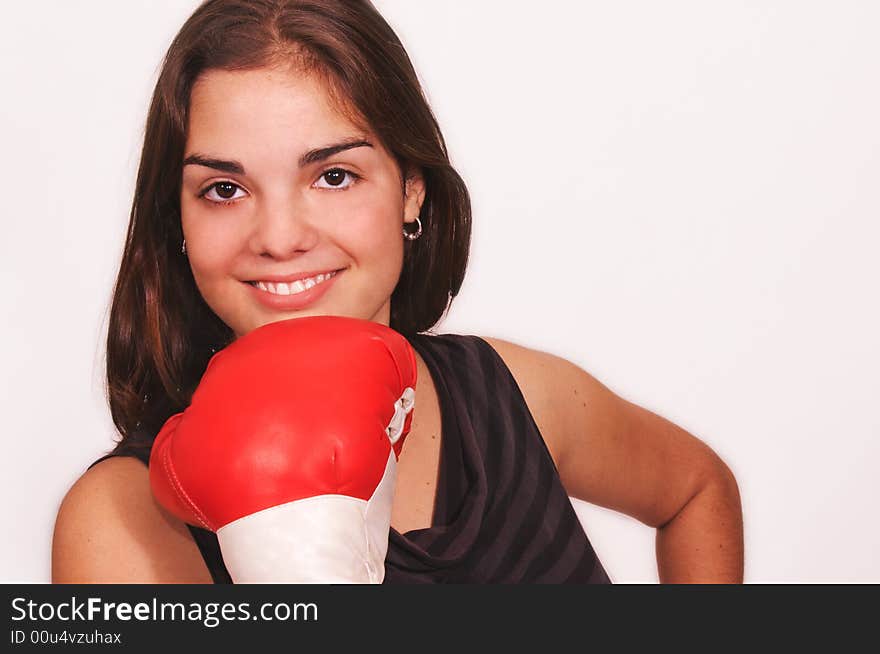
top-left (246, 270), bottom-right (341, 296)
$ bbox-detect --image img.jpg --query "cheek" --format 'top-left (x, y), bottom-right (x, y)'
top-left (183, 213), bottom-right (241, 288)
top-left (339, 206), bottom-right (405, 285)
top-left (333, 186), bottom-right (405, 257)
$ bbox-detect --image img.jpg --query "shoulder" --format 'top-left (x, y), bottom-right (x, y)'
top-left (52, 455), bottom-right (213, 583)
top-left (476, 335), bottom-right (596, 468)
top-left (479, 336), bottom-right (736, 528)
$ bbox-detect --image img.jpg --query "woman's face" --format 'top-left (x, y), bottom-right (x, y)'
top-left (180, 66), bottom-right (424, 338)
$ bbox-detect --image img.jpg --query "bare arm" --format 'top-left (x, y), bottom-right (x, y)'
top-left (482, 336), bottom-right (744, 583)
top-left (52, 457), bottom-right (213, 584)
top-left (655, 467), bottom-right (743, 583)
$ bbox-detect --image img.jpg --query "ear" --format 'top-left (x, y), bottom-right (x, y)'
top-left (402, 167), bottom-right (426, 223)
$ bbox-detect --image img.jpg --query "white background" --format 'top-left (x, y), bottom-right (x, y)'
top-left (1, 0), bottom-right (878, 583)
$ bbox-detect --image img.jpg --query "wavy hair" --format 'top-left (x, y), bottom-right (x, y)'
top-left (105, 0), bottom-right (471, 449)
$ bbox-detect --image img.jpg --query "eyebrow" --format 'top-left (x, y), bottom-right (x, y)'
top-left (182, 138), bottom-right (374, 174)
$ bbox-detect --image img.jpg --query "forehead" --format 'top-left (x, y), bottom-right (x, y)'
top-left (187, 67), bottom-right (368, 142)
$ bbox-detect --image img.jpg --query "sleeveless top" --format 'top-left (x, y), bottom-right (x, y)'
top-left (89, 333), bottom-right (611, 584)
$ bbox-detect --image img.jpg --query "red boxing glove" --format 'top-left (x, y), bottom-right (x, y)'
top-left (149, 315), bottom-right (417, 583)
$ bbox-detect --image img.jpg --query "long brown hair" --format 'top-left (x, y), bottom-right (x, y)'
top-left (105, 0), bottom-right (471, 450)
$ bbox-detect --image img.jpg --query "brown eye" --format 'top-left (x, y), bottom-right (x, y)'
top-left (323, 170), bottom-right (346, 186)
top-left (200, 181), bottom-right (246, 205)
top-left (315, 168), bottom-right (360, 190)
top-left (215, 182), bottom-right (237, 199)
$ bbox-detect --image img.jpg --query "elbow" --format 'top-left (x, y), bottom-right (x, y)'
top-left (690, 454), bottom-right (741, 512)
top-left (689, 456), bottom-right (743, 525)
top-left (655, 455), bottom-right (741, 531)
top-left (704, 456), bottom-right (740, 496)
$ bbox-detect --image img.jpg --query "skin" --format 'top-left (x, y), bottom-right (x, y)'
top-left (180, 65), bottom-right (425, 336)
top-left (52, 65), bottom-right (743, 584)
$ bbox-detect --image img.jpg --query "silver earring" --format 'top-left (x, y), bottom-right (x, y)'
top-left (403, 216), bottom-right (422, 241)
top-left (181, 238), bottom-right (187, 255)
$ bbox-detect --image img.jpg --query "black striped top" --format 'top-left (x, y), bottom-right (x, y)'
top-left (90, 332), bottom-right (611, 584)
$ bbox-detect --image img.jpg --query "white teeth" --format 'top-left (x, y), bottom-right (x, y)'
top-left (253, 271), bottom-right (337, 296)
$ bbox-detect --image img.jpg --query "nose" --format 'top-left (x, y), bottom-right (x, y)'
top-left (248, 195), bottom-right (320, 259)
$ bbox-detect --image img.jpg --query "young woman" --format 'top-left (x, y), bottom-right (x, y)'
top-left (52, 0), bottom-right (743, 584)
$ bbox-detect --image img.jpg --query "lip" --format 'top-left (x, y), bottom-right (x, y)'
top-left (245, 269), bottom-right (343, 311)
top-left (246, 269), bottom-right (344, 284)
